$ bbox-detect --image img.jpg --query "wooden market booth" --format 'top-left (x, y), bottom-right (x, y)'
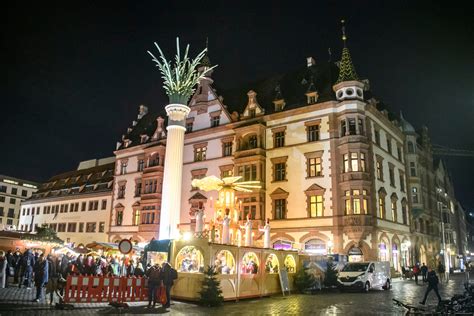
top-left (168, 238), bottom-right (298, 301)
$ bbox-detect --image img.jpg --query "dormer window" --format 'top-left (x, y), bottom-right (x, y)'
top-left (186, 122), bottom-right (193, 133)
top-left (140, 135), bottom-right (149, 144)
top-left (273, 99), bottom-right (285, 112)
top-left (249, 108), bottom-right (256, 118)
top-left (211, 116), bottom-right (220, 127)
top-left (306, 92), bottom-right (318, 105)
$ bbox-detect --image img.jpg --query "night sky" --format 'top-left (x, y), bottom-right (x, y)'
top-left (3, 1), bottom-right (473, 210)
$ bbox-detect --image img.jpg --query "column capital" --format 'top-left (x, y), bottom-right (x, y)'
top-left (165, 103), bottom-right (191, 122)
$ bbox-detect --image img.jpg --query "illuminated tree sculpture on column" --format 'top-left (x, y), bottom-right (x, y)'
top-left (148, 38), bottom-right (216, 240)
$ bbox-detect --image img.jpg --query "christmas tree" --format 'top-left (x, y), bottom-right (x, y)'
top-left (324, 261), bottom-right (339, 287)
top-left (293, 267), bottom-right (316, 293)
top-left (199, 266), bottom-right (224, 307)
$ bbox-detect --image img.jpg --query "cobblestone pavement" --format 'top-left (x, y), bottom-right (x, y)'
top-left (0, 274), bottom-right (468, 315)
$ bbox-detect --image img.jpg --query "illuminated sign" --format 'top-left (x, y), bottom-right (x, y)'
top-left (3, 179), bottom-right (19, 185)
top-left (23, 183), bottom-right (37, 189)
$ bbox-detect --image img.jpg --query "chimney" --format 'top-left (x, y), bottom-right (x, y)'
top-left (307, 57), bottom-right (316, 67)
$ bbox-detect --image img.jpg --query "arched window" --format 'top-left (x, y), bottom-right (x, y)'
top-left (378, 240), bottom-right (389, 262)
top-left (214, 250), bottom-right (235, 274)
top-left (348, 246), bottom-right (363, 262)
top-left (241, 252), bottom-right (259, 274)
top-left (284, 255), bottom-right (296, 273)
top-left (273, 240), bottom-right (292, 250)
top-left (175, 246), bottom-right (204, 273)
top-left (265, 254), bottom-right (279, 274)
top-left (304, 239), bottom-right (326, 255)
top-left (392, 243), bottom-right (399, 271)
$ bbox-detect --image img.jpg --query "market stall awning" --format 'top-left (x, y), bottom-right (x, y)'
top-left (86, 242), bottom-right (119, 250)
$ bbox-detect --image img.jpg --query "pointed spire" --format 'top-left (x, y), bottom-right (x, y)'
top-left (200, 36), bottom-right (211, 68)
top-left (336, 19), bottom-right (359, 84)
top-left (307, 75), bottom-right (317, 93)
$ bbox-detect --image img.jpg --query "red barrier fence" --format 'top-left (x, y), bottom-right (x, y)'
top-left (63, 275), bottom-right (149, 303)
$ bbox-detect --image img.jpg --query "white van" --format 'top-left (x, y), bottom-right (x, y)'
top-left (337, 261), bottom-right (391, 292)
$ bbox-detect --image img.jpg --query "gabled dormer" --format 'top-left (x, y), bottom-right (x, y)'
top-left (305, 75), bottom-right (319, 105)
top-left (333, 20), bottom-right (364, 102)
top-left (243, 90), bottom-right (264, 118)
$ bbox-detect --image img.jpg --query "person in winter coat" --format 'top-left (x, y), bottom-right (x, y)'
top-left (12, 249), bottom-right (21, 284)
top-left (413, 263), bottom-right (420, 285)
top-left (145, 263), bottom-right (161, 308)
top-left (0, 251), bottom-right (7, 288)
top-left (160, 262), bottom-right (177, 309)
top-left (420, 263), bottom-right (428, 282)
top-left (33, 254), bottom-right (49, 302)
top-left (84, 255), bottom-right (96, 275)
top-left (56, 254), bottom-right (69, 279)
top-left (134, 262), bottom-right (145, 277)
top-left (108, 258), bottom-right (120, 276)
top-left (20, 249), bottom-right (35, 288)
top-left (5, 250), bottom-right (14, 287)
top-left (419, 268), bottom-right (442, 305)
top-left (46, 254), bottom-right (57, 305)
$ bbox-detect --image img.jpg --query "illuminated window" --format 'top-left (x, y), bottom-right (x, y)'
top-left (133, 209), bottom-right (140, 226)
top-left (376, 159), bottom-right (384, 180)
top-left (351, 153), bottom-right (359, 171)
top-left (194, 147), bottom-right (207, 162)
top-left (353, 190), bottom-right (361, 214)
top-left (215, 250), bottom-right (236, 274)
top-left (116, 210), bottom-right (123, 226)
top-left (265, 254), bottom-right (280, 274)
top-left (98, 222), bottom-right (105, 233)
top-left (120, 161), bottom-right (127, 175)
top-left (391, 199), bottom-right (397, 222)
top-left (379, 196), bottom-right (386, 219)
top-left (241, 252), bottom-right (259, 274)
top-left (176, 246), bottom-right (204, 273)
top-left (343, 154), bottom-right (349, 172)
top-left (308, 157), bottom-right (322, 177)
top-left (345, 190), bottom-right (351, 215)
top-left (309, 195), bottom-right (323, 217)
top-left (360, 153), bottom-right (366, 172)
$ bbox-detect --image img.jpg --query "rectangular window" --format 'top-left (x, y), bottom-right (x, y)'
top-left (10, 198), bottom-right (16, 204)
top-left (376, 161), bottom-right (383, 180)
top-left (399, 174), bottom-right (405, 192)
top-left (86, 222), bottom-right (96, 233)
top-left (350, 153), bottom-right (359, 172)
top-left (7, 208), bottom-right (14, 218)
top-left (353, 190), bottom-right (361, 214)
top-left (341, 120), bottom-right (347, 136)
top-left (389, 167), bottom-right (395, 187)
top-left (363, 191), bottom-right (368, 214)
top-left (21, 189), bottom-right (28, 197)
top-left (0, 207), bottom-right (4, 216)
top-left (307, 125), bottom-right (320, 142)
top-left (274, 199), bottom-right (286, 219)
top-left (358, 118), bottom-right (364, 135)
top-left (118, 184), bottom-right (126, 198)
top-left (194, 147), bottom-right (207, 162)
top-left (310, 195), bottom-right (323, 217)
top-left (0, 185), bottom-right (6, 193)
top-left (6, 219), bottom-right (12, 225)
top-left (222, 169), bottom-right (233, 178)
top-left (116, 210), bottom-right (123, 226)
top-left (391, 200), bottom-right (397, 222)
top-left (397, 146), bottom-right (403, 162)
top-left (239, 165), bottom-right (257, 181)
top-left (386, 138), bottom-right (392, 154)
top-left (11, 188), bottom-right (17, 195)
top-left (120, 162), bottom-right (127, 175)
top-left (101, 200), bottom-right (107, 210)
top-left (249, 108), bottom-right (256, 118)
top-left (308, 157), bottom-right (322, 177)
top-left (211, 116), bottom-right (220, 127)
top-left (79, 223), bottom-right (84, 232)
top-left (137, 159), bottom-right (145, 172)
top-left (274, 163), bottom-right (286, 181)
top-left (223, 142), bottom-right (233, 157)
top-left (144, 179), bottom-right (157, 194)
top-left (57, 223), bottom-right (66, 232)
top-left (374, 129), bottom-right (380, 145)
top-left (134, 210), bottom-right (140, 226)
top-left (412, 187), bottom-right (419, 203)
top-left (67, 223), bottom-right (77, 232)
top-left (360, 153), bottom-right (366, 172)
top-left (64, 204), bottom-right (69, 212)
top-left (186, 122), bottom-right (193, 133)
top-left (379, 197), bottom-right (385, 218)
top-left (348, 118), bottom-right (357, 135)
top-left (0, 196), bottom-right (4, 202)
top-left (410, 162), bottom-right (417, 177)
top-left (81, 202), bottom-right (87, 211)
top-left (99, 222), bottom-right (105, 233)
top-left (274, 131), bottom-right (285, 148)
top-left (345, 198), bottom-right (351, 215)
top-left (343, 154), bottom-right (349, 173)
top-left (135, 181), bottom-right (142, 196)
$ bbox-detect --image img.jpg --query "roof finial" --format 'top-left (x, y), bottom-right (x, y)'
top-left (205, 36), bottom-right (209, 51)
top-left (341, 19), bottom-right (347, 47)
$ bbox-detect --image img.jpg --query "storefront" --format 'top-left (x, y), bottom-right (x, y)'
top-left (348, 246), bottom-right (363, 262)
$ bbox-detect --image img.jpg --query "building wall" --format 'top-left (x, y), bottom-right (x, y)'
top-left (0, 176), bottom-right (38, 228)
top-left (19, 192), bottom-right (112, 246)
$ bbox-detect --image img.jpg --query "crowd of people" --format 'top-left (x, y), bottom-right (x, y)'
top-left (0, 247), bottom-right (179, 308)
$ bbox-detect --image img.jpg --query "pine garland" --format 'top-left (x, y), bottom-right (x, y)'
top-left (336, 47), bottom-right (359, 83)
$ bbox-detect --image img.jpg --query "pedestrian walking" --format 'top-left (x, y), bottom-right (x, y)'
top-left (160, 261), bottom-right (178, 309)
top-left (437, 261), bottom-right (446, 283)
top-left (419, 268), bottom-right (442, 305)
top-left (421, 263), bottom-right (428, 282)
top-left (46, 254), bottom-right (58, 305)
top-left (13, 249), bottom-right (21, 284)
top-left (5, 250), bottom-right (14, 287)
top-left (413, 263), bottom-right (420, 285)
top-left (145, 262), bottom-right (161, 308)
top-left (33, 254), bottom-right (49, 302)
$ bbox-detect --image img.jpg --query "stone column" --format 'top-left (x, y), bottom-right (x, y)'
top-left (159, 103), bottom-right (190, 240)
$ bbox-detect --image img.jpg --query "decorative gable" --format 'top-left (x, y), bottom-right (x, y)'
top-left (304, 184), bottom-right (326, 196)
top-left (243, 90), bottom-right (264, 118)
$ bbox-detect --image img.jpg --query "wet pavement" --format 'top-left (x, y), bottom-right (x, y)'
top-left (0, 274), bottom-right (468, 315)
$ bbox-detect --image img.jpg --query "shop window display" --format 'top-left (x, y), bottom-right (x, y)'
top-left (284, 255), bottom-right (296, 273)
top-left (265, 254), bottom-right (279, 274)
top-left (147, 251), bottom-right (168, 267)
top-left (214, 250), bottom-right (235, 274)
top-left (176, 246), bottom-right (204, 273)
top-left (241, 252), bottom-right (259, 274)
